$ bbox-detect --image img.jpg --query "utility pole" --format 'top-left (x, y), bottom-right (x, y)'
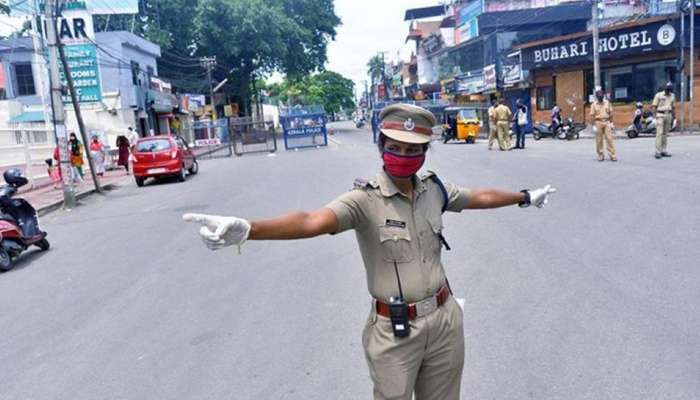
top-left (44, 0), bottom-right (76, 209)
top-left (380, 51), bottom-right (389, 101)
top-left (592, 0), bottom-right (601, 91)
top-left (680, 0), bottom-right (686, 132)
top-left (200, 56), bottom-right (217, 120)
top-left (690, 0), bottom-right (695, 132)
top-left (57, 31), bottom-right (102, 193)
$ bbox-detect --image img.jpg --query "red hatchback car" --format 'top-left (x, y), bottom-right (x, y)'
top-left (132, 135), bottom-right (198, 187)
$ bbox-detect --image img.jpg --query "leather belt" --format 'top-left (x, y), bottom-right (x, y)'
top-left (375, 285), bottom-right (451, 320)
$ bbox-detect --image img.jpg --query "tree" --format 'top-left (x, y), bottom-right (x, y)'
top-left (0, 1), bottom-right (9, 16)
top-left (367, 55), bottom-right (385, 86)
top-left (264, 70), bottom-right (355, 118)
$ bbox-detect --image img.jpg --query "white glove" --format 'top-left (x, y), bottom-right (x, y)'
top-left (183, 213), bottom-right (251, 252)
top-left (526, 184), bottom-right (557, 208)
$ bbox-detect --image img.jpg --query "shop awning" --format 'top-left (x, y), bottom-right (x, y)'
top-left (478, 3), bottom-right (590, 30)
top-left (405, 5), bottom-right (446, 21)
top-left (9, 111), bottom-right (47, 123)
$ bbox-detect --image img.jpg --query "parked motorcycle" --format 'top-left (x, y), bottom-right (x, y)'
top-left (559, 117), bottom-right (585, 140)
top-left (0, 169), bottom-right (49, 272)
top-left (626, 108), bottom-right (677, 138)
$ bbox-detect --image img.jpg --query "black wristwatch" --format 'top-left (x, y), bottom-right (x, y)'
top-left (518, 190), bottom-right (531, 208)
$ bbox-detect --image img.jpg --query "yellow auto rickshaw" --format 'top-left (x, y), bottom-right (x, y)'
top-left (442, 107), bottom-right (481, 143)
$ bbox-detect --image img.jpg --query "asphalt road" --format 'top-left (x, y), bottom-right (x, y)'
top-left (1, 122), bottom-right (698, 400)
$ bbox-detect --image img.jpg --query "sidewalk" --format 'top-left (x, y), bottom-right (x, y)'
top-left (22, 168), bottom-right (133, 215)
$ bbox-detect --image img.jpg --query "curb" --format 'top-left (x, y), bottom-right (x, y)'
top-left (37, 182), bottom-right (119, 217)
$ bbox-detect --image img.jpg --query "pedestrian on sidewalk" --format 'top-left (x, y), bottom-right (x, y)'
top-left (89, 135), bottom-right (106, 177)
top-left (487, 98), bottom-right (498, 150)
top-left (652, 82), bottom-right (675, 159)
top-left (69, 133), bottom-right (85, 182)
top-left (590, 89), bottom-right (617, 162)
top-left (45, 158), bottom-right (61, 189)
top-left (494, 98), bottom-right (513, 150)
top-left (184, 103), bottom-right (557, 400)
top-left (116, 134), bottom-right (131, 175)
top-left (512, 98), bottom-right (528, 149)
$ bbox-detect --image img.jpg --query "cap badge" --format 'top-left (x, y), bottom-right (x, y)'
top-left (403, 118), bottom-right (415, 131)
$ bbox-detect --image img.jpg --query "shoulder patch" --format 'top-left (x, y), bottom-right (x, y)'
top-left (353, 177), bottom-right (378, 190)
top-left (419, 170), bottom-right (437, 181)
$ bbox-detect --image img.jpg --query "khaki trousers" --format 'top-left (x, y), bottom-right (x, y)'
top-left (363, 296), bottom-right (465, 400)
top-left (595, 121), bottom-right (616, 159)
top-left (496, 121), bottom-right (511, 150)
top-left (655, 114), bottom-right (672, 153)
top-left (487, 122), bottom-right (498, 149)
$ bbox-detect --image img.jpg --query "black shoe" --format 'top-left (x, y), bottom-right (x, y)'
top-left (655, 153), bottom-right (662, 159)
top-left (662, 152), bottom-right (672, 157)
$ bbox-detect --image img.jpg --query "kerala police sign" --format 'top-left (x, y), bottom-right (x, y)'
top-left (523, 20), bottom-right (679, 68)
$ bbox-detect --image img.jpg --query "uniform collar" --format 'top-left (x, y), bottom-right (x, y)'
top-left (376, 170), bottom-right (427, 198)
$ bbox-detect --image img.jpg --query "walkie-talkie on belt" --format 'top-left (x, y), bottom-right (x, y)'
top-left (389, 261), bottom-right (410, 338)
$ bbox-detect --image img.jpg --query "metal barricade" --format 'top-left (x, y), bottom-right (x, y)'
top-left (192, 119), bottom-right (233, 159)
top-left (230, 117), bottom-right (278, 156)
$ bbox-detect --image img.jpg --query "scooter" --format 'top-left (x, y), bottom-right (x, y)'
top-left (0, 169), bottom-right (49, 272)
top-left (626, 110), bottom-right (677, 138)
top-left (532, 120), bottom-right (561, 140)
top-left (354, 116), bottom-right (365, 128)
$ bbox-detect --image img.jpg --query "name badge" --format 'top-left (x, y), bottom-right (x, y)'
top-left (385, 219), bottom-right (406, 229)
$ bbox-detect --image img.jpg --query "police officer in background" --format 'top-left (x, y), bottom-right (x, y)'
top-left (589, 89), bottom-right (617, 162)
top-left (487, 98), bottom-right (498, 150)
top-left (183, 104), bottom-right (557, 400)
top-left (494, 98), bottom-right (513, 151)
top-left (652, 82), bottom-right (675, 159)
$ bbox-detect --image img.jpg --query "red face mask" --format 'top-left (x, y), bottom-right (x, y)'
top-left (382, 151), bottom-right (425, 179)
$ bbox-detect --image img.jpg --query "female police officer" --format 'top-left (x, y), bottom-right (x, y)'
top-left (184, 104), bottom-right (556, 400)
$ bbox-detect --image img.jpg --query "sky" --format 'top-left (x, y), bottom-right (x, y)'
top-left (325, 0), bottom-right (441, 95)
top-left (1, 0), bottom-right (441, 95)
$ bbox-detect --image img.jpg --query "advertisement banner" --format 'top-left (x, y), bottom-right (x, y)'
top-left (503, 51), bottom-right (523, 85)
top-left (456, 0), bottom-right (482, 44)
top-left (59, 44), bottom-right (102, 103)
top-left (10, 0), bottom-right (138, 15)
top-left (483, 64), bottom-right (497, 91)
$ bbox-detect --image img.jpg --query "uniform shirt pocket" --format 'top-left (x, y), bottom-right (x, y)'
top-left (378, 226), bottom-right (414, 263)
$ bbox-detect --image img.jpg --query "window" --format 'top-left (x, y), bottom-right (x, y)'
top-left (584, 60), bottom-right (679, 103)
top-left (14, 64), bottom-right (36, 96)
top-left (136, 139), bottom-right (172, 152)
top-left (536, 86), bottom-right (555, 110)
top-left (130, 61), bottom-right (140, 86)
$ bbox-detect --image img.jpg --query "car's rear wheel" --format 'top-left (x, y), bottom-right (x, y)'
top-left (533, 131), bottom-right (542, 140)
top-left (135, 177), bottom-right (145, 187)
top-left (188, 159), bottom-right (199, 175)
top-left (0, 247), bottom-right (13, 272)
top-left (177, 165), bottom-right (186, 182)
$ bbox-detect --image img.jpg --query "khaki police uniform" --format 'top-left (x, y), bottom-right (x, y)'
top-left (487, 105), bottom-right (498, 149)
top-left (589, 99), bottom-right (617, 160)
top-left (652, 91), bottom-right (675, 155)
top-left (494, 104), bottom-right (512, 150)
top-left (326, 170), bottom-right (470, 400)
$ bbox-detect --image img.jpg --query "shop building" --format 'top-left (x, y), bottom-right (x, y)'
top-left (519, 14), bottom-right (700, 127)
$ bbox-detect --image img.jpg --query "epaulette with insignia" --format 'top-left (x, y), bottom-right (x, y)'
top-left (419, 170), bottom-right (437, 181)
top-left (353, 177), bottom-right (378, 190)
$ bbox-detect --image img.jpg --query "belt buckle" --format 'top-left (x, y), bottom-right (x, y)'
top-left (415, 295), bottom-right (438, 318)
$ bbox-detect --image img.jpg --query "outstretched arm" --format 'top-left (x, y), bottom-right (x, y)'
top-left (465, 185), bottom-right (556, 210)
top-left (183, 208), bottom-right (339, 251)
top-left (249, 208), bottom-right (338, 240)
top-left (466, 189), bottom-right (526, 209)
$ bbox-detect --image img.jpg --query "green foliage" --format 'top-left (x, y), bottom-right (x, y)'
top-left (0, 1), bottom-right (9, 16)
top-left (266, 71), bottom-right (355, 114)
top-left (90, 0), bottom-right (340, 114)
top-left (367, 55), bottom-right (384, 84)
